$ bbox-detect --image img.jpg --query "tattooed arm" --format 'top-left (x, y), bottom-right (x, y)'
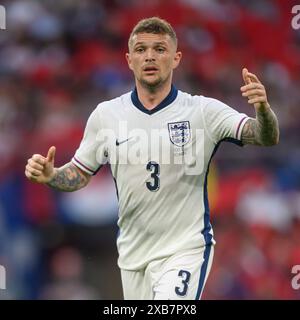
top-left (47, 162), bottom-right (91, 192)
top-left (240, 68), bottom-right (279, 146)
top-left (241, 108), bottom-right (279, 146)
top-left (25, 146), bottom-right (91, 191)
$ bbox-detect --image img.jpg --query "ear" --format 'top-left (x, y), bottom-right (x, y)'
top-left (173, 51), bottom-right (182, 70)
top-left (126, 53), bottom-right (133, 71)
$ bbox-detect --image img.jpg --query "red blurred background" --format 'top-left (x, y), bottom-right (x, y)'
top-left (0, 0), bottom-right (299, 299)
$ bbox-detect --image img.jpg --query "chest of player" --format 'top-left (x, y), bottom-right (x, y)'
top-left (103, 115), bottom-right (205, 175)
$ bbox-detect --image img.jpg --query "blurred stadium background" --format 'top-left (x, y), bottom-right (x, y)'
top-left (0, 0), bottom-right (300, 299)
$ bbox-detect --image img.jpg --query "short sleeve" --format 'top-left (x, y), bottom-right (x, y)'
top-left (72, 108), bottom-right (107, 175)
top-left (202, 98), bottom-right (249, 144)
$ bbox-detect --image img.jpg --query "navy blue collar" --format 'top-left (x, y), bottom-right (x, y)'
top-left (131, 85), bottom-right (178, 115)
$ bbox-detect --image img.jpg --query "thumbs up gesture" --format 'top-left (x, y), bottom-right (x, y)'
top-left (25, 146), bottom-right (56, 184)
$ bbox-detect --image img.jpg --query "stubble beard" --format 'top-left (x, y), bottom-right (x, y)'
top-left (139, 73), bottom-right (171, 93)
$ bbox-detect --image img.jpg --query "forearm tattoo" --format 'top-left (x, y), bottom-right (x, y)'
top-left (242, 107), bottom-right (279, 146)
top-left (47, 162), bottom-right (90, 192)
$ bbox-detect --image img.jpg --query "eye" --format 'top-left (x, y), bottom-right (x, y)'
top-left (135, 47), bottom-right (145, 53)
top-left (156, 47), bottom-right (166, 53)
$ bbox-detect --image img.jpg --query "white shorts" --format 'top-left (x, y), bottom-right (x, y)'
top-left (120, 245), bottom-right (214, 300)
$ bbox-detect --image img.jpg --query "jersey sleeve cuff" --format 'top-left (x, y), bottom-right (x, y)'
top-left (235, 116), bottom-right (249, 141)
top-left (72, 157), bottom-right (96, 175)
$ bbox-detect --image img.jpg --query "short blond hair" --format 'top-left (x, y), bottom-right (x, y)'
top-left (128, 17), bottom-right (177, 49)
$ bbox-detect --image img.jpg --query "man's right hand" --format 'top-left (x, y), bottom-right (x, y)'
top-left (25, 146), bottom-right (56, 184)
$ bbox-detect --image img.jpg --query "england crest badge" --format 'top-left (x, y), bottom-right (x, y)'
top-left (168, 121), bottom-right (191, 147)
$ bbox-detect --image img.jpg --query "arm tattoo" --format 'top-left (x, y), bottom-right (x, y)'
top-left (241, 107), bottom-right (279, 146)
top-left (47, 162), bottom-right (90, 192)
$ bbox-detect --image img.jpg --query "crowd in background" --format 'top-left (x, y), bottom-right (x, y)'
top-left (0, 0), bottom-right (300, 299)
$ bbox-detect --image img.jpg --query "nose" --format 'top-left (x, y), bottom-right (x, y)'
top-left (145, 48), bottom-right (155, 62)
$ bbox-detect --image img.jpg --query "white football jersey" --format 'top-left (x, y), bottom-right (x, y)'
top-left (72, 86), bottom-right (249, 270)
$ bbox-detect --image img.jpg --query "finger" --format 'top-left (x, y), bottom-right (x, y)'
top-left (240, 83), bottom-right (264, 92)
top-left (28, 159), bottom-right (44, 171)
top-left (47, 146), bottom-right (56, 163)
top-left (25, 170), bottom-right (37, 181)
top-left (248, 97), bottom-right (267, 104)
top-left (242, 89), bottom-right (265, 97)
top-left (26, 165), bottom-right (43, 176)
top-left (242, 67), bottom-right (251, 85)
top-left (32, 154), bottom-right (46, 165)
top-left (247, 72), bottom-right (261, 84)
top-left (25, 170), bottom-right (31, 179)
top-left (26, 174), bottom-right (38, 182)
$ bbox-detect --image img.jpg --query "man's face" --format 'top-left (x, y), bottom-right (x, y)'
top-left (126, 33), bottom-right (182, 88)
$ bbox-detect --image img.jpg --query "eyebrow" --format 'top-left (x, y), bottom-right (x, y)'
top-left (133, 41), bottom-right (168, 47)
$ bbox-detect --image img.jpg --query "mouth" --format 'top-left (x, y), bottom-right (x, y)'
top-left (143, 66), bottom-right (159, 73)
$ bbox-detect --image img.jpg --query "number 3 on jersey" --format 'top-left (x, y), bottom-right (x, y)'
top-left (175, 270), bottom-right (191, 296)
top-left (146, 161), bottom-right (160, 191)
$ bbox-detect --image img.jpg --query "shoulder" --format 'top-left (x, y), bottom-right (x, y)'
top-left (200, 96), bottom-right (236, 114)
top-left (177, 90), bottom-right (223, 109)
top-left (94, 91), bottom-right (132, 114)
top-left (84, 92), bottom-right (131, 127)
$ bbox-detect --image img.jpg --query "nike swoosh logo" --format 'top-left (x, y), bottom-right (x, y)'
top-left (116, 137), bottom-right (133, 146)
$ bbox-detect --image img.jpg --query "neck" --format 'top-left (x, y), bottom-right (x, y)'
top-left (135, 81), bottom-right (172, 110)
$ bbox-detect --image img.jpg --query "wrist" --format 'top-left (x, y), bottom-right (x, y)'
top-left (255, 102), bottom-right (271, 113)
top-left (46, 168), bottom-right (57, 185)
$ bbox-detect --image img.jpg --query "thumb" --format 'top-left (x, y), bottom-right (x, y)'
top-left (46, 146), bottom-right (56, 163)
top-left (242, 67), bottom-right (251, 85)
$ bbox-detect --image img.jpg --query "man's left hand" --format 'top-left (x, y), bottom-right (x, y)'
top-left (240, 67), bottom-right (270, 111)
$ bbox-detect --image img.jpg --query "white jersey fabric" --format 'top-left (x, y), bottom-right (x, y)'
top-left (72, 85), bottom-right (249, 270)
